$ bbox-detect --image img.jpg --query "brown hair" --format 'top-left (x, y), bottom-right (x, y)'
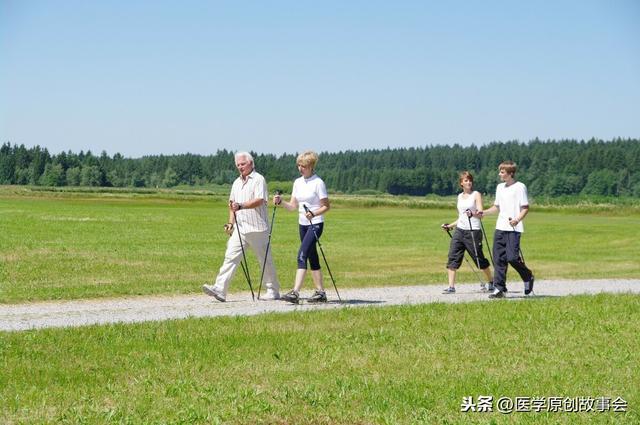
top-left (499, 160), bottom-right (517, 176)
top-left (458, 171), bottom-right (474, 187)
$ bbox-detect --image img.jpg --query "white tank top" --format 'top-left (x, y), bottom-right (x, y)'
top-left (457, 191), bottom-right (481, 230)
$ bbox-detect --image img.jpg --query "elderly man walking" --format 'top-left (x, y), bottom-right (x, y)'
top-left (203, 152), bottom-right (280, 301)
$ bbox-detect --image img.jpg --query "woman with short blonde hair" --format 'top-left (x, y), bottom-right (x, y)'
top-left (296, 151), bottom-right (318, 169)
top-left (274, 150), bottom-right (331, 304)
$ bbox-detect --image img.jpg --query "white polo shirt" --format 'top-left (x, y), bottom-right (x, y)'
top-left (230, 170), bottom-right (269, 233)
top-left (494, 181), bottom-right (529, 233)
top-left (292, 174), bottom-right (328, 225)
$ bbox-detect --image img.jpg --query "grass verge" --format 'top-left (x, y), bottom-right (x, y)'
top-left (1, 294), bottom-right (638, 424)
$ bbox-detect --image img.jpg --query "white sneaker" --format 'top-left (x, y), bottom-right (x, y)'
top-left (261, 288), bottom-right (280, 300)
top-left (488, 288), bottom-right (506, 299)
top-left (202, 284), bottom-right (226, 302)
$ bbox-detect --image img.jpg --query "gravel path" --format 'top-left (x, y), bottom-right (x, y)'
top-left (1, 279), bottom-right (639, 332)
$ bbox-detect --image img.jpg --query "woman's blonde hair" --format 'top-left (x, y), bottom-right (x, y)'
top-left (297, 150), bottom-right (319, 169)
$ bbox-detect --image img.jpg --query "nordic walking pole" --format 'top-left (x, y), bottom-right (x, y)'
top-left (231, 200), bottom-right (255, 301)
top-left (257, 190), bottom-right (281, 300)
top-left (303, 205), bottom-right (341, 302)
top-left (442, 225), bottom-right (485, 285)
top-left (231, 206), bottom-right (251, 293)
top-left (478, 216), bottom-right (495, 267)
top-left (466, 211), bottom-right (489, 290)
top-left (225, 223), bottom-right (251, 285)
top-left (465, 210), bottom-right (482, 270)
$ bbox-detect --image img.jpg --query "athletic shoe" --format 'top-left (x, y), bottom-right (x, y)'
top-left (307, 290), bottom-right (328, 303)
top-left (488, 288), bottom-right (506, 299)
top-left (442, 286), bottom-right (456, 294)
top-left (524, 275), bottom-right (535, 295)
top-left (202, 284), bottom-right (226, 302)
top-left (487, 282), bottom-right (495, 292)
top-left (281, 290), bottom-right (300, 304)
top-left (260, 288), bottom-right (280, 301)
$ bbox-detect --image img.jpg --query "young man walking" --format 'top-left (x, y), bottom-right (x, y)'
top-left (481, 161), bottom-right (534, 298)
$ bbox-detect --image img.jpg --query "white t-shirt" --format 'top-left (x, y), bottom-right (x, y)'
top-left (456, 191), bottom-right (481, 230)
top-left (292, 174), bottom-right (328, 225)
top-left (494, 181), bottom-right (529, 233)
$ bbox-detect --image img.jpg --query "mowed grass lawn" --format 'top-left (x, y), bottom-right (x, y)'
top-left (1, 189), bottom-right (639, 424)
top-left (1, 190), bottom-right (639, 303)
top-left (1, 295), bottom-right (638, 424)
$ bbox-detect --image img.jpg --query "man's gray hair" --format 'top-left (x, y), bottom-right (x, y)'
top-left (235, 151), bottom-right (254, 164)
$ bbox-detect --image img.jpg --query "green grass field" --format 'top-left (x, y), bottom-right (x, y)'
top-left (1, 188), bottom-right (639, 423)
top-left (1, 188), bottom-right (639, 303)
top-left (1, 295), bottom-right (638, 424)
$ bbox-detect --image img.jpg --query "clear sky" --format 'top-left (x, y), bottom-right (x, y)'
top-left (1, 1), bottom-right (639, 158)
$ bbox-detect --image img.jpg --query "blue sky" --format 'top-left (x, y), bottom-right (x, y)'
top-left (1, 1), bottom-right (638, 157)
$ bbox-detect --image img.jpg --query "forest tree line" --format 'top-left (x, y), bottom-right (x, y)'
top-left (0, 138), bottom-right (638, 197)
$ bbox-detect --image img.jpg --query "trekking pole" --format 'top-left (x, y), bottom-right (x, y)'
top-left (303, 205), bottom-right (341, 302)
top-left (478, 217), bottom-right (495, 267)
top-left (508, 217), bottom-right (526, 264)
top-left (257, 190), bottom-right (281, 300)
top-left (465, 210), bottom-right (482, 270)
top-left (225, 223), bottom-right (251, 286)
top-left (466, 210), bottom-right (490, 290)
top-left (231, 200), bottom-right (255, 301)
top-left (443, 225), bottom-right (485, 285)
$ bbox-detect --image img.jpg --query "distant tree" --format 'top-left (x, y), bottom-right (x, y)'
top-left (0, 139), bottom-right (638, 196)
top-left (0, 152), bottom-right (15, 184)
top-left (66, 167), bottom-right (81, 186)
top-left (29, 146), bottom-right (50, 185)
top-left (40, 163), bottom-right (66, 186)
top-left (14, 144), bottom-right (31, 169)
top-left (131, 172), bottom-right (146, 188)
top-left (0, 143), bottom-right (17, 183)
top-left (545, 174), bottom-right (583, 196)
top-left (106, 169), bottom-right (124, 187)
top-left (14, 168), bottom-right (31, 185)
top-left (581, 170), bottom-right (618, 196)
top-left (148, 172), bottom-right (162, 188)
top-left (163, 167), bottom-right (178, 187)
top-left (80, 165), bottom-right (102, 186)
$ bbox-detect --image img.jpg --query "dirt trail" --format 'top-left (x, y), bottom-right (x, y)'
top-left (1, 279), bottom-right (639, 332)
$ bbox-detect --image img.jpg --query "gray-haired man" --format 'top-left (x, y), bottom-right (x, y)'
top-left (203, 152), bottom-right (280, 301)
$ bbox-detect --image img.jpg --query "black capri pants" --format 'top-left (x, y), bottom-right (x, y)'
top-left (298, 223), bottom-right (324, 270)
top-left (446, 228), bottom-right (490, 270)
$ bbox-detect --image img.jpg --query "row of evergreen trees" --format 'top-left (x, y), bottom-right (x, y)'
top-left (0, 138), bottom-right (638, 197)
